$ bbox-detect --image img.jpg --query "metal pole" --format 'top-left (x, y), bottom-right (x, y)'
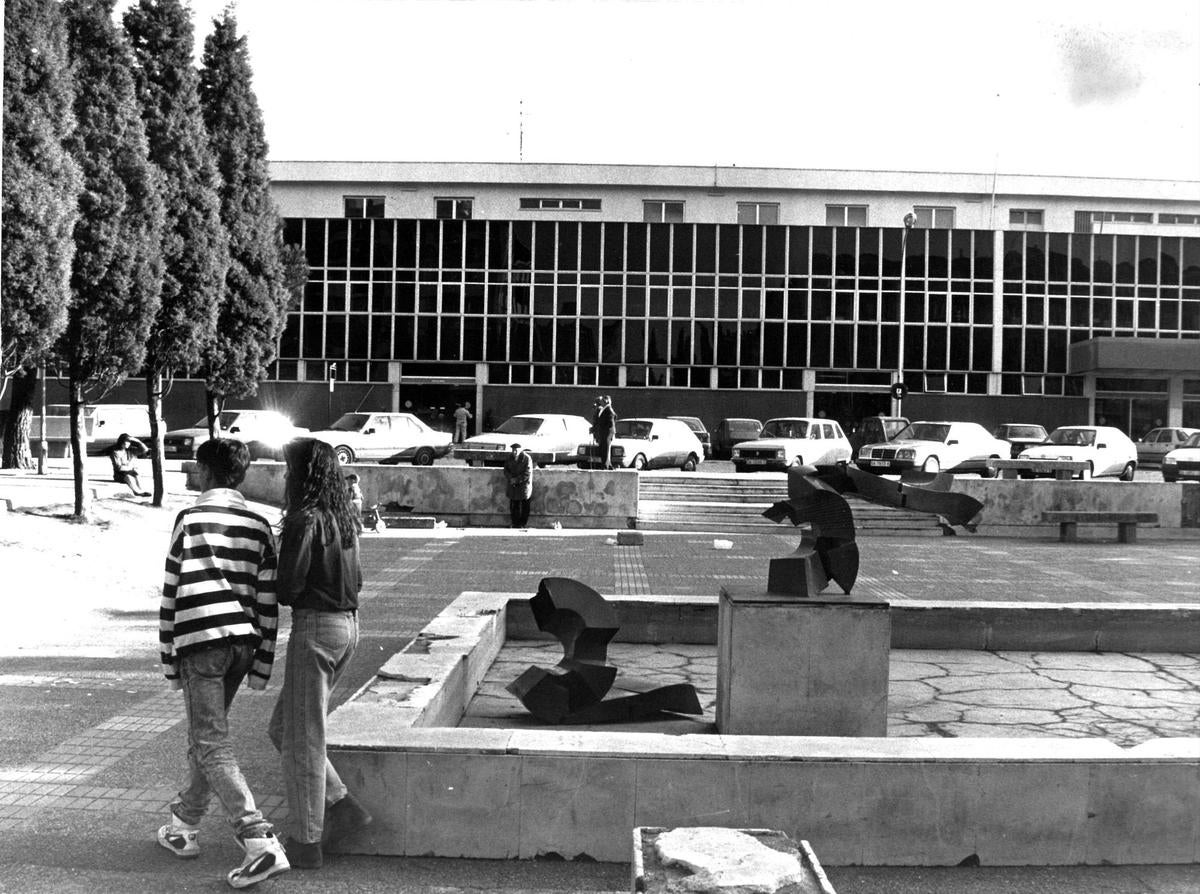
top-left (895, 216), bottom-right (914, 415)
top-left (37, 365), bottom-right (47, 475)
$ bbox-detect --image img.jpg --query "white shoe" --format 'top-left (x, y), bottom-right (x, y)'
top-left (227, 833), bottom-right (290, 888)
top-left (156, 813), bottom-right (200, 858)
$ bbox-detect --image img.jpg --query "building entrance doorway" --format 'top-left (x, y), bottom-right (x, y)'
top-left (813, 390), bottom-right (893, 437)
top-left (397, 382), bottom-right (476, 437)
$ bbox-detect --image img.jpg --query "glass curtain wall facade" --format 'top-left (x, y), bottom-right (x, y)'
top-left (276, 218), bottom-right (1200, 394)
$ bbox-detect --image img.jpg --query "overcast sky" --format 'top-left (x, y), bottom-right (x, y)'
top-left (160, 0), bottom-right (1199, 181)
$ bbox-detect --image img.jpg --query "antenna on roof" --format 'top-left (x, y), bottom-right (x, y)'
top-left (519, 98), bottom-right (524, 163)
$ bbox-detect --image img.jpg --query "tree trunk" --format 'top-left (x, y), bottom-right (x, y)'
top-left (70, 379), bottom-right (90, 519)
top-left (1, 368), bottom-right (37, 470)
top-left (147, 372), bottom-right (166, 507)
top-left (206, 388), bottom-right (222, 440)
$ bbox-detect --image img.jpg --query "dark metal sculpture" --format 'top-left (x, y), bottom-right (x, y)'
top-left (763, 463), bottom-right (985, 596)
top-left (506, 577), bottom-right (702, 724)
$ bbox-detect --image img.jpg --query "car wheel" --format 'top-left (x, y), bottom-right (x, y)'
top-left (980, 456), bottom-right (999, 478)
top-left (632, 453), bottom-right (647, 471)
top-left (334, 445), bottom-right (354, 465)
top-left (681, 454), bottom-right (698, 472)
top-left (1119, 462), bottom-right (1136, 482)
top-left (412, 447), bottom-right (435, 466)
top-left (922, 456), bottom-right (940, 474)
top-left (1079, 462), bottom-right (1093, 481)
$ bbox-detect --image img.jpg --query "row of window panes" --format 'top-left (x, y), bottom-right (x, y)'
top-left (1000, 295), bottom-right (1200, 332)
top-left (281, 313), bottom-right (994, 371)
top-left (290, 217), bottom-right (997, 278)
top-left (519, 198), bottom-right (602, 211)
top-left (1003, 231), bottom-right (1200, 285)
top-left (302, 281), bottom-right (992, 323)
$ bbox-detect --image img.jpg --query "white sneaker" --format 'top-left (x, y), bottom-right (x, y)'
top-left (156, 813), bottom-right (200, 858)
top-left (227, 833), bottom-right (290, 889)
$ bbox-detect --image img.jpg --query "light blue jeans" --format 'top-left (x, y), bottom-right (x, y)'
top-left (173, 641), bottom-right (270, 837)
top-left (269, 610), bottom-right (359, 844)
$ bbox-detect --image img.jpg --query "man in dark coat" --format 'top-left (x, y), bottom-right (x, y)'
top-left (592, 395), bottom-right (616, 470)
top-left (503, 442), bottom-right (534, 528)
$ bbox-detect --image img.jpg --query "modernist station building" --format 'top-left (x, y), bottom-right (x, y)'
top-left (262, 161), bottom-right (1200, 437)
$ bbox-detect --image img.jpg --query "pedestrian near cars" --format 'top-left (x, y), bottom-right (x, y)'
top-left (453, 402), bottom-right (473, 443)
top-left (503, 442), bottom-right (534, 528)
top-left (108, 432), bottom-right (151, 496)
top-left (157, 438), bottom-right (290, 889)
top-left (345, 473), bottom-right (364, 533)
top-left (592, 395), bottom-right (617, 470)
top-left (269, 438), bottom-right (372, 872)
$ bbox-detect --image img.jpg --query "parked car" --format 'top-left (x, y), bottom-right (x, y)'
top-left (849, 415), bottom-right (909, 454)
top-left (163, 409), bottom-right (308, 460)
top-left (1161, 431), bottom-right (1200, 482)
top-left (310, 412), bottom-right (452, 465)
top-left (857, 420), bottom-right (1009, 476)
top-left (992, 423), bottom-right (1050, 459)
top-left (577, 417), bottom-right (704, 471)
top-left (1135, 427), bottom-right (1200, 467)
top-left (711, 418), bottom-right (762, 459)
top-left (668, 416), bottom-right (711, 458)
top-left (1018, 425), bottom-right (1137, 480)
top-left (731, 417), bottom-right (852, 473)
top-left (455, 413), bottom-right (592, 466)
top-left (30, 403), bottom-right (156, 457)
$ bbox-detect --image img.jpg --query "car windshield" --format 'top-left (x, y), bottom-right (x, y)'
top-left (1181, 433), bottom-right (1200, 449)
top-left (495, 416), bottom-right (544, 435)
top-left (329, 413), bottom-right (369, 432)
top-left (615, 420), bottom-right (653, 439)
top-left (762, 420), bottom-right (808, 439)
top-left (1002, 425), bottom-right (1046, 439)
top-left (897, 423), bottom-right (950, 442)
top-left (1048, 428), bottom-right (1096, 447)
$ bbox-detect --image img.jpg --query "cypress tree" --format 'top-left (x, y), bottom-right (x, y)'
top-left (1, 0), bottom-right (82, 468)
top-left (198, 10), bottom-right (297, 434)
top-left (58, 0), bottom-right (166, 517)
top-left (123, 0), bottom-right (228, 504)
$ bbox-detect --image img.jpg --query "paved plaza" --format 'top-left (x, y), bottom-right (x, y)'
top-left (0, 468), bottom-right (1198, 892)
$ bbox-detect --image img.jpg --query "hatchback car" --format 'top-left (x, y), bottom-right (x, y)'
top-left (1018, 425), bottom-right (1137, 480)
top-left (1135, 427), bottom-right (1200, 467)
top-left (310, 412), bottom-right (452, 465)
top-left (711, 418), bottom-right (762, 459)
top-left (668, 416), bottom-right (711, 458)
top-left (577, 417), bottom-right (704, 471)
top-left (731, 417), bottom-right (852, 473)
top-left (455, 413), bottom-right (593, 466)
top-left (163, 410), bottom-right (308, 460)
top-left (857, 421), bottom-right (1010, 476)
top-left (1161, 431), bottom-right (1200, 482)
top-left (993, 423), bottom-right (1050, 459)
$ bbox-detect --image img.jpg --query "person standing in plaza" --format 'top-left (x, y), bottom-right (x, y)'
top-left (453, 401), bottom-right (473, 443)
top-left (157, 438), bottom-right (290, 889)
top-left (269, 438), bottom-right (372, 871)
top-left (593, 395), bottom-right (617, 470)
top-left (503, 441), bottom-right (534, 528)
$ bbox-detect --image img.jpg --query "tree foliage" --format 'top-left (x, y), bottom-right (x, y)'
top-left (198, 9), bottom-right (295, 407)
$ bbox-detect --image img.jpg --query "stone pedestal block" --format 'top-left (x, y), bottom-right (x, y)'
top-left (716, 586), bottom-right (890, 737)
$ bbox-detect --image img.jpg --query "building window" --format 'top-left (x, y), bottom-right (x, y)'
top-left (344, 196), bottom-right (384, 218)
top-left (913, 206), bottom-right (955, 229)
top-left (1074, 210), bottom-right (1154, 232)
top-left (738, 202), bottom-right (779, 225)
top-left (1159, 213), bottom-right (1200, 225)
top-left (1009, 209), bottom-right (1044, 231)
top-left (644, 200), bottom-right (683, 223)
top-left (519, 198), bottom-right (602, 211)
top-left (826, 204), bottom-right (868, 226)
top-left (436, 198), bottom-right (473, 219)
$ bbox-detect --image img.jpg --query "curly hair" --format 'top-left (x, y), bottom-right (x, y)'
top-left (281, 439), bottom-right (357, 548)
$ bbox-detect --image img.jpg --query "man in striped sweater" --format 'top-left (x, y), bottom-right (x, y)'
top-left (158, 438), bottom-right (289, 889)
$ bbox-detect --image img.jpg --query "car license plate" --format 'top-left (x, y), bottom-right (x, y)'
top-left (1181, 469), bottom-right (1200, 477)
top-left (869, 460), bottom-right (888, 467)
top-left (746, 458), bottom-right (765, 465)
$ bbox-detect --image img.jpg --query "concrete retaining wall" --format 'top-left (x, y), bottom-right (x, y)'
top-left (952, 479), bottom-right (1195, 528)
top-left (237, 463), bottom-right (639, 529)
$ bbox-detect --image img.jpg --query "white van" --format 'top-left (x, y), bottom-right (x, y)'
top-left (30, 403), bottom-right (156, 457)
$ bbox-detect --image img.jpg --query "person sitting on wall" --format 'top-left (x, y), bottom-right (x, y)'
top-left (108, 433), bottom-right (151, 497)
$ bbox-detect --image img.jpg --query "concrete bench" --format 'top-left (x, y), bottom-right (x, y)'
top-left (1042, 511), bottom-right (1159, 543)
top-left (990, 459), bottom-right (1090, 480)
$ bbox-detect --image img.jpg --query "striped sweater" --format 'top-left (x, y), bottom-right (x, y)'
top-left (159, 489), bottom-right (279, 689)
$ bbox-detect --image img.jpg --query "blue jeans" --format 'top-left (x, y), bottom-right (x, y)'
top-left (173, 640), bottom-right (270, 836)
top-left (269, 610), bottom-right (359, 845)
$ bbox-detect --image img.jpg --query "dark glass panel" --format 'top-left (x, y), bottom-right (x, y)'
top-left (1116, 299), bottom-right (1134, 329)
top-left (395, 220), bottom-right (417, 268)
top-left (1046, 330), bottom-right (1067, 373)
top-left (718, 224), bottom-right (739, 272)
top-left (580, 222), bottom-right (602, 270)
top-left (835, 227), bottom-right (857, 275)
top-left (508, 319), bottom-right (530, 361)
top-left (927, 229), bottom-right (948, 279)
top-left (417, 220), bottom-right (439, 268)
top-left (811, 290), bottom-right (831, 321)
top-left (350, 219), bottom-right (371, 267)
top-left (716, 322), bottom-right (738, 364)
top-left (603, 287), bottom-right (622, 316)
top-left (534, 221), bottom-right (555, 270)
top-left (695, 224), bottom-right (716, 273)
top-left (531, 320), bottom-right (553, 362)
top-left (1025, 295), bottom-right (1043, 325)
top-left (672, 288), bottom-right (692, 317)
top-left (833, 324), bottom-right (853, 368)
top-left (283, 218), bottom-right (303, 249)
top-left (393, 316), bottom-right (414, 359)
top-left (1138, 236), bottom-right (1158, 283)
top-left (626, 285), bottom-right (646, 316)
top-left (327, 283), bottom-right (346, 312)
top-left (718, 289), bottom-right (738, 318)
top-left (325, 315), bottom-right (346, 359)
top-left (859, 292), bottom-right (878, 322)
top-left (348, 314), bottom-right (368, 357)
top-left (786, 322), bottom-right (807, 366)
top-left (624, 320), bottom-right (645, 363)
top-left (649, 287), bottom-right (668, 317)
top-left (442, 284), bottom-right (460, 314)
top-left (765, 290), bottom-right (784, 319)
top-left (626, 223), bottom-right (647, 271)
top-left (303, 282), bottom-right (323, 312)
top-left (486, 319), bottom-right (506, 359)
top-left (811, 227), bottom-right (833, 275)
top-left (558, 222), bottom-right (578, 271)
top-left (487, 221), bottom-right (509, 268)
top-left (1001, 328), bottom-right (1022, 372)
top-left (950, 230), bottom-right (972, 278)
top-left (695, 287), bottom-right (715, 317)
top-left (671, 322), bottom-right (691, 365)
top-left (512, 221), bottom-right (533, 269)
top-left (649, 223), bottom-right (671, 271)
top-left (904, 227), bottom-right (925, 278)
top-left (556, 319), bottom-right (577, 362)
top-left (327, 219), bottom-right (348, 267)
top-left (578, 318), bottom-right (599, 363)
top-left (740, 322), bottom-right (761, 366)
top-left (414, 318), bottom-right (437, 359)
top-left (928, 293), bottom-right (947, 323)
top-left (765, 226), bottom-right (786, 274)
top-left (903, 326), bottom-right (923, 369)
top-left (858, 325), bottom-right (877, 368)
top-left (787, 290), bottom-right (808, 320)
top-left (1048, 233), bottom-right (1069, 281)
top-left (1024, 328), bottom-right (1044, 372)
top-left (742, 289), bottom-right (761, 319)
top-left (810, 323), bottom-right (831, 366)
top-left (926, 326), bottom-right (947, 369)
top-left (350, 282), bottom-right (369, 312)
top-left (372, 283), bottom-right (392, 313)
top-left (1024, 232), bottom-right (1045, 281)
top-left (788, 227), bottom-right (809, 275)
top-left (693, 321), bottom-right (714, 365)
top-left (1180, 238), bottom-right (1200, 284)
top-left (280, 314), bottom-right (300, 356)
top-left (371, 219), bottom-right (394, 267)
top-left (533, 285), bottom-right (554, 316)
top-left (371, 315), bottom-right (391, 359)
top-left (879, 324), bottom-right (898, 369)
top-left (972, 328), bottom-right (991, 369)
top-left (742, 226), bottom-right (763, 274)
top-left (603, 222), bottom-right (624, 270)
top-left (717, 368), bottom-right (738, 388)
top-left (395, 283), bottom-right (415, 314)
top-left (973, 229), bottom-right (993, 278)
top-left (647, 320), bottom-right (668, 364)
top-left (601, 321), bottom-right (622, 363)
top-left (465, 220), bottom-right (486, 268)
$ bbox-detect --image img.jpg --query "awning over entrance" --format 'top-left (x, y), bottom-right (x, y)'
top-left (1068, 337), bottom-right (1200, 376)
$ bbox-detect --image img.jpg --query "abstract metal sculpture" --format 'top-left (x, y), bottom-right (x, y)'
top-left (506, 577), bottom-right (702, 724)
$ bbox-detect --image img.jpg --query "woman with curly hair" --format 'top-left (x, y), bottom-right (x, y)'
top-left (268, 439), bottom-right (372, 870)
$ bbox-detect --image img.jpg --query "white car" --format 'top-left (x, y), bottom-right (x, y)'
top-left (1019, 425), bottom-right (1138, 480)
top-left (731, 417), bottom-right (851, 473)
top-left (857, 420), bottom-right (1010, 476)
top-left (1162, 431), bottom-right (1200, 483)
top-left (455, 413), bottom-right (593, 466)
top-left (310, 412), bottom-right (452, 465)
top-left (163, 410), bottom-right (307, 460)
top-left (1136, 427), bottom-right (1200, 467)
top-left (578, 417), bottom-right (704, 471)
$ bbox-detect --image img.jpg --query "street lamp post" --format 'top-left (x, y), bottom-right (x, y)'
top-left (895, 211), bottom-right (917, 415)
